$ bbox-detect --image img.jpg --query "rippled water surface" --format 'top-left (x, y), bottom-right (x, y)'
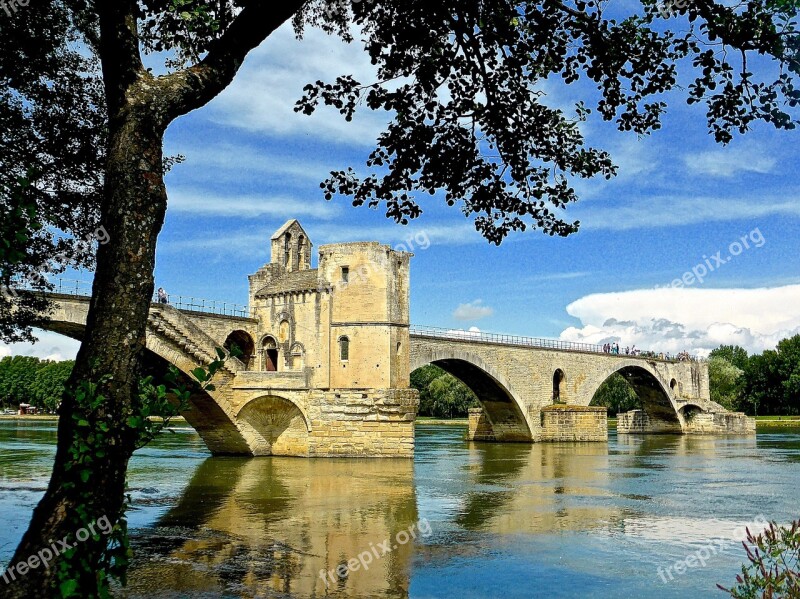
top-left (1, 419), bottom-right (799, 598)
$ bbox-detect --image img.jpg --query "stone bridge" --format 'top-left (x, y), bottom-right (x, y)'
top-left (30, 220), bottom-right (753, 458)
top-left (39, 294), bottom-right (753, 458)
top-left (409, 329), bottom-right (753, 442)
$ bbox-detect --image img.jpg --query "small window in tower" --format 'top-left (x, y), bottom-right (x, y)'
top-left (339, 336), bottom-right (350, 361)
top-left (341, 266), bottom-right (349, 283)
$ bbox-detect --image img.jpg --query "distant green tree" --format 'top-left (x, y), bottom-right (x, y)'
top-left (775, 336), bottom-right (800, 414)
top-left (710, 345), bottom-right (749, 370)
top-left (410, 364), bottom-right (479, 418)
top-left (591, 373), bottom-right (641, 416)
top-left (708, 356), bottom-right (744, 411)
top-left (428, 376), bottom-right (479, 419)
top-left (0, 356), bottom-right (75, 411)
top-left (410, 365), bottom-right (442, 416)
top-left (740, 335), bottom-right (800, 416)
top-left (0, 355), bottom-right (44, 406)
top-left (30, 360), bottom-right (75, 412)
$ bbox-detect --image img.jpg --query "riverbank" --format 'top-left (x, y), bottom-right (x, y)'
top-left (756, 416), bottom-right (800, 428)
top-left (0, 414), bottom-right (189, 423)
top-left (415, 417), bottom-right (468, 425)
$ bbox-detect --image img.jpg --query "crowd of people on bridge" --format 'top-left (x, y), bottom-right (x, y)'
top-left (603, 342), bottom-right (632, 355)
top-left (602, 343), bottom-right (695, 362)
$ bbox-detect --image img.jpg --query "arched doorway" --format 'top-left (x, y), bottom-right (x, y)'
top-left (553, 369), bottom-right (565, 403)
top-left (224, 330), bottom-right (255, 370)
top-left (261, 336), bottom-right (279, 372)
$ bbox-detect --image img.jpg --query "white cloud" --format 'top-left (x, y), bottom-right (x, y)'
top-left (453, 300), bottom-right (494, 322)
top-left (1, 330), bottom-right (81, 361)
top-left (166, 188), bottom-right (340, 219)
top-left (205, 23), bottom-right (387, 145)
top-left (573, 193), bottom-right (800, 231)
top-left (160, 219), bottom-right (482, 254)
top-left (559, 284), bottom-right (800, 356)
top-left (684, 144), bottom-right (776, 178)
top-left (173, 143), bottom-right (336, 183)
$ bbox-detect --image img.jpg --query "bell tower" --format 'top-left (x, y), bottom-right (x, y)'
top-left (271, 219), bottom-right (312, 273)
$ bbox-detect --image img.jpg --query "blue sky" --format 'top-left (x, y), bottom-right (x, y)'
top-left (4, 20), bottom-right (800, 360)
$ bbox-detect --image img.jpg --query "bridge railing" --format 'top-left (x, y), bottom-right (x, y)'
top-left (16, 278), bottom-right (96, 297)
top-left (155, 294), bottom-right (252, 318)
top-left (29, 279), bottom-right (700, 359)
top-left (21, 277), bottom-right (253, 319)
top-left (409, 325), bottom-right (703, 362)
top-left (410, 325), bottom-right (605, 353)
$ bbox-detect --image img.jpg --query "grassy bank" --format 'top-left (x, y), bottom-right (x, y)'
top-left (0, 414), bottom-right (188, 423)
top-left (755, 416), bottom-right (800, 428)
top-left (416, 417), bottom-right (468, 426)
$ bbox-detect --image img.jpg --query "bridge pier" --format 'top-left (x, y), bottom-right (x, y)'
top-left (539, 405), bottom-right (607, 442)
top-left (616, 409), bottom-right (682, 434)
top-left (681, 410), bottom-right (756, 435)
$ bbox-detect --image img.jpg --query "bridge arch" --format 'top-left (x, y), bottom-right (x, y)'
top-left (589, 361), bottom-right (683, 432)
top-left (38, 298), bottom-right (253, 454)
top-left (410, 350), bottom-right (532, 441)
top-left (236, 394), bottom-right (310, 456)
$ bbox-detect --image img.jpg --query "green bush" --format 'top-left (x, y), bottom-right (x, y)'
top-left (719, 519), bottom-right (800, 598)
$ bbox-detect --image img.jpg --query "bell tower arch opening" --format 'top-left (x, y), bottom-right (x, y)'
top-left (223, 330), bottom-right (255, 370)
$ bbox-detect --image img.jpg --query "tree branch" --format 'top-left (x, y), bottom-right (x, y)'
top-left (97, 0), bottom-right (145, 113)
top-left (158, 0), bottom-right (307, 122)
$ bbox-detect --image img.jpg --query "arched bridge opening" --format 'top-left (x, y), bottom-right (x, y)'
top-left (412, 357), bottom-right (532, 442)
top-left (592, 365), bottom-right (682, 434)
top-left (33, 302), bottom-right (253, 455)
top-left (236, 395), bottom-right (310, 457)
top-left (139, 352), bottom-right (252, 454)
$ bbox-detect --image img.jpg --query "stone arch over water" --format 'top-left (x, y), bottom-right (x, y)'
top-left (236, 395), bottom-right (310, 456)
top-left (411, 351), bottom-right (532, 442)
top-left (591, 364), bottom-right (683, 432)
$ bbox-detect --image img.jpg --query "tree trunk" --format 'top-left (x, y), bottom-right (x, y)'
top-left (3, 106), bottom-right (168, 597)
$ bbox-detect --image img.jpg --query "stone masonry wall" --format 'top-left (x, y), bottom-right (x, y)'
top-left (539, 405), bottom-right (607, 442)
top-left (307, 388), bottom-right (419, 457)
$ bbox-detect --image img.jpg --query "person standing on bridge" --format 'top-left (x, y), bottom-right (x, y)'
top-left (157, 287), bottom-right (169, 305)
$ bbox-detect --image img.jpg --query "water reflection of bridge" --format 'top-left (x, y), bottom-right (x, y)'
top-left (117, 430), bottom-right (755, 597)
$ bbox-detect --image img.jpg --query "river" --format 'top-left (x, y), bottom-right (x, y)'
top-left (1, 420), bottom-right (798, 598)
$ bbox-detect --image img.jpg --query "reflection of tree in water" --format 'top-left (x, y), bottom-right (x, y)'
top-left (122, 457), bottom-right (417, 598)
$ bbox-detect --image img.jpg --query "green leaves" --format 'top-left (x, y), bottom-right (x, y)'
top-left (720, 519), bottom-right (800, 597)
top-left (297, 0), bottom-right (798, 243)
top-left (191, 367), bottom-right (208, 382)
top-left (0, 355), bottom-right (74, 412)
top-left (411, 365), bottom-right (479, 418)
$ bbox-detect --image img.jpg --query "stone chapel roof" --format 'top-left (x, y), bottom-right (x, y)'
top-left (255, 269), bottom-right (320, 297)
top-left (270, 219), bottom-right (312, 244)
